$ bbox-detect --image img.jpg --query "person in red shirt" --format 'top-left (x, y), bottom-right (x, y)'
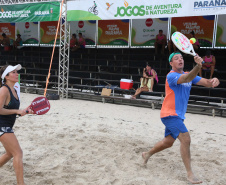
top-left (154, 30), bottom-right (166, 55)
top-left (70, 33), bottom-right (77, 51)
top-left (71, 33), bottom-right (86, 51)
top-left (131, 64), bottom-right (158, 99)
top-left (199, 50), bottom-right (216, 79)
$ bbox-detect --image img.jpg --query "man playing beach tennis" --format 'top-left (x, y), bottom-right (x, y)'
top-left (142, 51), bottom-right (220, 184)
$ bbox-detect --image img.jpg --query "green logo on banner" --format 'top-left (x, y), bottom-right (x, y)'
top-left (114, 3), bottom-right (182, 17)
top-left (0, 2), bottom-right (60, 23)
top-left (114, 6), bottom-right (145, 17)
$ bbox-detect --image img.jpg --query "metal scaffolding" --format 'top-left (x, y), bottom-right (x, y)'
top-left (58, 0), bottom-right (70, 99)
top-left (0, 0), bottom-right (70, 99)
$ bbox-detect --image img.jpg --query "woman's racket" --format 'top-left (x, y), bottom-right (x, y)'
top-left (171, 31), bottom-right (204, 63)
top-left (27, 97), bottom-right (51, 115)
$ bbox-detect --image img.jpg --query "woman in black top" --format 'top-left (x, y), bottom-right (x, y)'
top-left (0, 64), bottom-right (32, 185)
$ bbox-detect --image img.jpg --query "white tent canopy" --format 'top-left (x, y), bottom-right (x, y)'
top-left (67, 0), bottom-right (226, 21)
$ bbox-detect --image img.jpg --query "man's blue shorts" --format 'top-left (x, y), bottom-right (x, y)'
top-left (161, 116), bottom-right (188, 140)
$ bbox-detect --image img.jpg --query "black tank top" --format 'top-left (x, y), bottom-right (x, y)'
top-left (0, 85), bottom-right (20, 128)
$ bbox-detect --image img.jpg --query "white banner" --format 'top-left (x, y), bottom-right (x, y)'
top-left (67, 0), bottom-right (226, 21)
top-left (70, 20), bottom-right (96, 45)
top-left (131, 18), bottom-right (168, 47)
top-left (216, 14), bottom-right (226, 47)
top-left (16, 22), bottom-right (39, 45)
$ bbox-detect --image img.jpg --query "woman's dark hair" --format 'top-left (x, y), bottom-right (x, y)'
top-left (72, 33), bottom-right (76, 37)
top-left (0, 65), bottom-right (9, 86)
top-left (2, 33), bottom-right (6, 37)
top-left (206, 50), bottom-right (211, 56)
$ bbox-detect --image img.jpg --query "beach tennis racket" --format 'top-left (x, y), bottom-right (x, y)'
top-left (27, 96), bottom-right (50, 115)
top-left (171, 31), bottom-right (204, 63)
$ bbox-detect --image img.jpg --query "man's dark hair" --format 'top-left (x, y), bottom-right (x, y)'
top-left (190, 30), bottom-right (195, 37)
top-left (206, 50), bottom-right (211, 56)
top-left (2, 33), bottom-right (6, 37)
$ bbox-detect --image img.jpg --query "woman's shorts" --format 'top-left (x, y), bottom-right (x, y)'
top-left (161, 116), bottom-right (188, 140)
top-left (0, 127), bottom-right (14, 137)
top-left (140, 78), bottom-right (157, 89)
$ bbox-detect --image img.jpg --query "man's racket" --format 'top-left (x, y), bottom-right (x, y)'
top-left (27, 97), bottom-right (50, 115)
top-left (171, 31), bottom-right (204, 63)
top-left (171, 31), bottom-right (196, 56)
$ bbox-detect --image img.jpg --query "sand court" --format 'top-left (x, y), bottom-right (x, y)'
top-left (0, 93), bottom-right (225, 185)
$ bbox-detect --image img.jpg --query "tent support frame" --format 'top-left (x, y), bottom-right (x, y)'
top-left (58, 0), bottom-right (70, 99)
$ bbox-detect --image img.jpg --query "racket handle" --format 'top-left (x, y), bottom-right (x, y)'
top-left (18, 110), bottom-right (28, 117)
top-left (194, 54), bottom-right (205, 64)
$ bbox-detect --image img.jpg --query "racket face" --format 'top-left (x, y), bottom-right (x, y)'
top-left (171, 32), bottom-right (195, 56)
top-left (30, 97), bottom-right (50, 115)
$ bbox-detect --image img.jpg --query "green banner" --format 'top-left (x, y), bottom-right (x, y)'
top-left (0, 2), bottom-right (60, 23)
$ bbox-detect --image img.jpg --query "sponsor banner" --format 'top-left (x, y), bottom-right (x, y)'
top-left (40, 21), bottom-right (60, 45)
top-left (0, 23), bottom-right (15, 44)
top-left (0, 2), bottom-right (60, 23)
top-left (98, 19), bottom-right (129, 46)
top-left (131, 18), bottom-right (168, 47)
top-left (216, 14), bottom-right (226, 47)
top-left (67, 0), bottom-right (226, 21)
top-left (171, 16), bottom-right (215, 47)
top-left (16, 22), bottom-right (39, 44)
top-left (70, 20), bottom-right (96, 45)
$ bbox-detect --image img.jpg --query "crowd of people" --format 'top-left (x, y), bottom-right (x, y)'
top-left (70, 33), bottom-right (86, 52)
top-left (1, 31), bottom-right (87, 52)
top-left (0, 33), bottom-right (23, 51)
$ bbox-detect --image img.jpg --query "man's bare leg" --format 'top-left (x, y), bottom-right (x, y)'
top-left (142, 135), bottom-right (175, 165)
top-left (178, 132), bottom-right (202, 184)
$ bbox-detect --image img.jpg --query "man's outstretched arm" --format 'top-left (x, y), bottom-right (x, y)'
top-left (196, 77), bottom-right (220, 88)
top-left (177, 56), bottom-right (203, 84)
